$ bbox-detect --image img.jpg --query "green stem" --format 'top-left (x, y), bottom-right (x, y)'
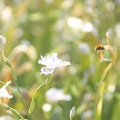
top-left (33, 75), bottom-right (53, 97)
top-left (101, 63), bottom-right (113, 82)
top-left (34, 79), bottom-right (48, 97)
top-left (95, 63), bottom-right (115, 120)
top-left (95, 82), bottom-right (105, 120)
top-left (4, 103), bottom-right (24, 120)
top-left (0, 51), bottom-right (6, 62)
top-left (5, 58), bottom-right (32, 120)
top-left (29, 76), bottom-right (53, 114)
top-left (0, 99), bottom-right (24, 120)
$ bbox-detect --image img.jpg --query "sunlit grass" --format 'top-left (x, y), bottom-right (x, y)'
top-left (0, 0), bottom-right (120, 120)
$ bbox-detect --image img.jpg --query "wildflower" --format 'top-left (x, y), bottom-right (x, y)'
top-left (0, 35), bottom-right (6, 52)
top-left (38, 53), bottom-right (71, 75)
top-left (0, 81), bottom-right (13, 99)
top-left (45, 88), bottom-right (72, 103)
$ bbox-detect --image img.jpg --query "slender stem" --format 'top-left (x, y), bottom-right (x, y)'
top-left (95, 66), bottom-right (111, 120)
top-left (29, 76), bottom-right (52, 114)
top-left (33, 76), bottom-right (52, 98)
top-left (5, 58), bottom-right (32, 120)
top-left (34, 79), bottom-right (48, 97)
top-left (95, 33), bottom-right (117, 120)
top-left (0, 51), bottom-right (6, 62)
top-left (101, 63), bottom-right (113, 82)
top-left (4, 103), bottom-right (24, 120)
top-left (0, 99), bottom-right (24, 120)
top-left (95, 82), bottom-right (105, 120)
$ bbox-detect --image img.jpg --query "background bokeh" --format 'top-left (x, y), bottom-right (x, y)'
top-left (0, 0), bottom-right (120, 120)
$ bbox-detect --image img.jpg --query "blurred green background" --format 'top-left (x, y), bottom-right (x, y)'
top-left (0, 0), bottom-right (120, 120)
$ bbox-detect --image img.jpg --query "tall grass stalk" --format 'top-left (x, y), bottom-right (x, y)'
top-left (29, 76), bottom-right (52, 114)
top-left (5, 58), bottom-right (32, 120)
top-left (95, 32), bottom-right (117, 120)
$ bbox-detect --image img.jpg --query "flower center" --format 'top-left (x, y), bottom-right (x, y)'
top-left (46, 67), bottom-right (50, 71)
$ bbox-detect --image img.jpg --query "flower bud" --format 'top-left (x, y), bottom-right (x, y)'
top-left (70, 106), bottom-right (75, 120)
top-left (0, 35), bottom-right (6, 51)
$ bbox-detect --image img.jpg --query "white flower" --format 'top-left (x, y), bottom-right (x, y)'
top-left (0, 35), bottom-right (6, 51)
top-left (38, 53), bottom-right (71, 75)
top-left (45, 88), bottom-right (72, 103)
top-left (0, 81), bottom-right (13, 99)
top-left (0, 115), bottom-right (12, 120)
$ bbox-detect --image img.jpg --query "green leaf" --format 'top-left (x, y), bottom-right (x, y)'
top-left (29, 98), bottom-right (35, 114)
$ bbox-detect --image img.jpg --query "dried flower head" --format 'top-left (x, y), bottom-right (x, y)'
top-left (38, 53), bottom-right (71, 75)
top-left (0, 35), bottom-right (6, 51)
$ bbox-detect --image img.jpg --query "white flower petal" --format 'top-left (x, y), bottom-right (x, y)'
top-left (0, 81), bottom-right (13, 99)
top-left (38, 53), bottom-right (71, 75)
top-left (0, 87), bottom-right (13, 98)
top-left (41, 67), bottom-right (54, 75)
top-left (59, 61), bottom-right (71, 66)
top-left (6, 81), bottom-right (11, 85)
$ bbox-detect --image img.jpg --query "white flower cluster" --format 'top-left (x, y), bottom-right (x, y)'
top-left (38, 53), bottom-right (71, 75)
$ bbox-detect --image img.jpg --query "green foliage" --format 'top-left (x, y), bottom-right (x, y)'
top-left (0, 0), bottom-right (120, 120)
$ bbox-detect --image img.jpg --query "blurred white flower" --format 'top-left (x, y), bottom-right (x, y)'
top-left (38, 53), bottom-right (71, 75)
top-left (0, 81), bottom-right (13, 99)
top-left (108, 85), bottom-right (115, 93)
top-left (78, 43), bottom-right (90, 54)
top-left (82, 22), bottom-right (98, 36)
top-left (82, 22), bottom-right (94, 33)
top-left (82, 109), bottom-right (93, 120)
top-left (1, 6), bottom-right (13, 22)
top-left (0, 115), bottom-right (12, 120)
top-left (67, 17), bottom-right (98, 37)
top-left (0, 35), bottom-right (6, 51)
top-left (67, 17), bottom-right (84, 30)
top-left (45, 88), bottom-right (72, 103)
top-left (42, 103), bottom-right (52, 112)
